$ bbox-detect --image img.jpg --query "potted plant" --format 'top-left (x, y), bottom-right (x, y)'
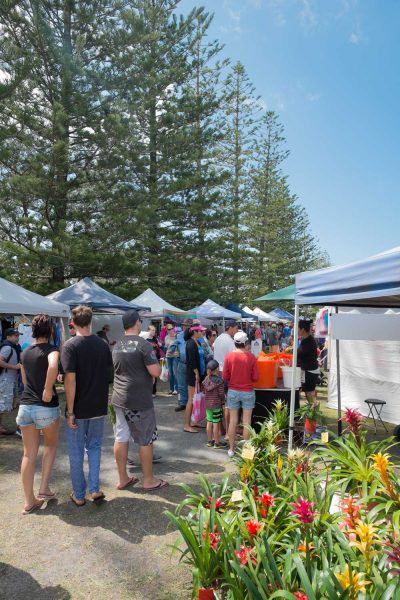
top-left (268, 399), bottom-right (289, 443)
top-left (296, 401), bottom-right (323, 433)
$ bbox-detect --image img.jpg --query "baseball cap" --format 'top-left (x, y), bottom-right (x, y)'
top-left (234, 331), bottom-right (248, 344)
top-left (207, 359), bottom-right (219, 371)
top-left (190, 325), bottom-right (207, 332)
top-left (225, 319), bottom-right (238, 328)
top-left (4, 328), bottom-right (20, 337)
top-left (122, 309), bottom-right (141, 330)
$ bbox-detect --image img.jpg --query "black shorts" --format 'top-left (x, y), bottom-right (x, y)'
top-left (302, 371), bottom-right (319, 392)
top-left (187, 372), bottom-right (196, 387)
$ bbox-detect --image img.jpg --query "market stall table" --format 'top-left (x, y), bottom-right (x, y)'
top-left (252, 382), bottom-right (300, 433)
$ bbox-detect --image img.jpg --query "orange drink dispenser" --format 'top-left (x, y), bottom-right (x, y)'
top-left (254, 353), bottom-right (278, 389)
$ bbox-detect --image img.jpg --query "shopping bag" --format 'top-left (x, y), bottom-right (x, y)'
top-left (192, 383), bottom-right (206, 424)
top-left (160, 359), bottom-right (169, 383)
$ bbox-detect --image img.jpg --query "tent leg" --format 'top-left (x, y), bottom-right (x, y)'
top-left (335, 307), bottom-right (342, 436)
top-left (288, 305), bottom-right (299, 451)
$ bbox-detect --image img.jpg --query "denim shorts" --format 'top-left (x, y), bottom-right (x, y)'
top-left (226, 389), bottom-right (255, 410)
top-left (17, 405), bottom-right (61, 430)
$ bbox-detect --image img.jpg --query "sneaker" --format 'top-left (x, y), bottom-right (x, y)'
top-left (227, 449), bottom-right (235, 458)
top-left (152, 454), bottom-right (162, 463)
top-left (214, 441), bottom-right (228, 449)
top-left (172, 390), bottom-right (178, 395)
top-left (14, 427), bottom-right (22, 438)
top-left (174, 405), bottom-right (185, 412)
top-left (206, 440), bottom-right (214, 447)
top-left (127, 458), bottom-right (136, 466)
top-left (128, 455), bottom-right (162, 467)
top-left (168, 391), bottom-right (174, 396)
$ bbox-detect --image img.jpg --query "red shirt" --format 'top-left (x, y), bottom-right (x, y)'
top-left (222, 351), bottom-right (259, 392)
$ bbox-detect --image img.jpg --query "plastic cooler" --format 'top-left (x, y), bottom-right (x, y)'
top-left (254, 354), bottom-right (278, 389)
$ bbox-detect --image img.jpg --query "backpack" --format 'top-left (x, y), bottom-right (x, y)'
top-left (0, 342), bottom-right (15, 375)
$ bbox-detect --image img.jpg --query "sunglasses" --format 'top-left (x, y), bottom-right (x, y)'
top-left (167, 327), bottom-right (173, 331)
top-left (211, 333), bottom-right (217, 337)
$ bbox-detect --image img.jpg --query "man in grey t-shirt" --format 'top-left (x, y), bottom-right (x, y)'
top-left (112, 310), bottom-right (168, 492)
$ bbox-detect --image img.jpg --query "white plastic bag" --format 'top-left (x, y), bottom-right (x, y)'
top-left (160, 359), bottom-right (169, 382)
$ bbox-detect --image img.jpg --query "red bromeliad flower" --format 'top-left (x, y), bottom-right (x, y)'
top-left (294, 592), bottom-right (308, 600)
top-left (339, 496), bottom-right (360, 529)
top-left (205, 496), bottom-right (224, 511)
top-left (258, 492), bottom-right (275, 509)
top-left (384, 542), bottom-right (400, 575)
top-left (291, 497), bottom-right (316, 524)
top-left (208, 532), bottom-right (220, 551)
top-left (296, 463), bottom-right (303, 474)
top-left (245, 519), bottom-right (262, 537)
top-left (235, 545), bottom-right (257, 565)
top-left (341, 407), bottom-right (363, 440)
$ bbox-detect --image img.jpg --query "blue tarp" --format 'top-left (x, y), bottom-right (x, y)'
top-left (295, 246), bottom-right (400, 307)
top-left (47, 277), bottom-right (149, 313)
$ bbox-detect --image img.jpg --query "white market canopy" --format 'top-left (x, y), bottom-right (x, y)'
top-left (252, 307), bottom-right (279, 322)
top-left (47, 277), bottom-right (149, 313)
top-left (130, 288), bottom-right (184, 317)
top-left (189, 299), bottom-right (241, 320)
top-left (295, 246), bottom-right (400, 307)
top-left (0, 277), bottom-right (70, 317)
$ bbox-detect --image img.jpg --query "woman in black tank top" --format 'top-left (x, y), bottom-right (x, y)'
top-left (16, 315), bottom-right (60, 514)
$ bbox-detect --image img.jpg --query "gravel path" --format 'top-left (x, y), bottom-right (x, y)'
top-left (0, 392), bottom-right (233, 600)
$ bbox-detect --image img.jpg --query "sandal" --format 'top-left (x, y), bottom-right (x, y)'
top-left (70, 493), bottom-right (86, 507)
top-left (22, 500), bottom-right (44, 515)
top-left (90, 492), bottom-right (106, 502)
top-left (37, 492), bottom-right (57, 500)
top-left (116, 476), bottom-right (139, 490)
top-left (143, 479), bottom-right (169, 492)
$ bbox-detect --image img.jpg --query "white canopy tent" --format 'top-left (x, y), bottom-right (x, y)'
top-left (0, 277), bottom-right (70, 317)
top-left (252, 307), bottom-right (279, 322)
top-left (130, 288), bottom-right (185, 318)
top-left (288, 246), bottom-right (400, 449)
top-left (189, 299), bottom-right (241, 321)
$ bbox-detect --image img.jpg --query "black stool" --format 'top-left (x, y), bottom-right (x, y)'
top-left (364, 399), bottom-right (388, 434)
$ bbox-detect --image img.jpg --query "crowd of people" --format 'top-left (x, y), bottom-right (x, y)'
top-left (0, 306), bottom-right (323, 514)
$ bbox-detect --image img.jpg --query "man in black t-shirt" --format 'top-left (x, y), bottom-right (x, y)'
top-left (112, 310), bottom-right (168, 492)
top-left (61, 305), bottom-right (112, 506)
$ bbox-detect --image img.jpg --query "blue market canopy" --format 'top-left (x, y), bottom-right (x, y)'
top-left (47, 277), bottom-right (149, 313)
top-left (225, 303), bottom-right (257, 320)
top-left (295, 246), bottom-right (400, 307)
top-left (0, 277), bottom-right (69, 317)
top-left (270, 308), bottom-right (294, 320)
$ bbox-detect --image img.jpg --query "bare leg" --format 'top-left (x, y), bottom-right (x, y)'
top-left (39, 418), bottom-right (60, 495)
top-left (183, 385), bottom-right (197, 433)
top-left (140, 444), bottom-right (160, 488)
top-left (242, 409), bottom-right (253, 441)
top-left (305, 391), bottom-right (316, 403)
top-left (114, 441), bottom-right (132, 488)
top-left (224, 407), bottom-right (230, 439)
top-left (206, 421), bottom-right (213, 442)
top-left (227, 409), bottom-right (239, 452)
top-left (213, 422), bottom-right (221, 445)
top-left (20, 425), bottom-right (41, 510)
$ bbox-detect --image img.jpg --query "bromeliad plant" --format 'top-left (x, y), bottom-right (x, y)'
top-left (167, 407), bottom-right (400, 598)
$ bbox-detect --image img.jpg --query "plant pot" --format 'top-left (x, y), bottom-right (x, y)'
top-left (198, 588), bottom-right (215, 600)
top-left (305, 418), bottom-right (316, 433)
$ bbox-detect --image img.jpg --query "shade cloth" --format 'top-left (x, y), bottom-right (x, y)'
top-left (0, 277), bottom-right (70, 317)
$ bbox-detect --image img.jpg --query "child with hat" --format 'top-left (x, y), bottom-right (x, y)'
top-left (202, 359), bottom-right (227, 449)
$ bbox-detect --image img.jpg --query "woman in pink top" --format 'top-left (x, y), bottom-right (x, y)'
top-left (222, 331), bottom-right (259, 457)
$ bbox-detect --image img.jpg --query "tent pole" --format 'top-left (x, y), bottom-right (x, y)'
top-left (335, 306), bottom-right (342, 436)
top-left (288, 304), bottom-right (299, 450)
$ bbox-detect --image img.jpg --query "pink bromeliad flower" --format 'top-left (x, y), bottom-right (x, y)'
top-left (294, 592), bottom-right (308, 600)
top-left (341, 407), bottom-right (363, 440)
top-left (208, 532), bottom-right (219, 551)
top-left (245, 519), bottom-right (262, 537)
top-left (205, 496), bottom-right (224, 511)
top-left (291, 497), bottom-right (316, 524)
top-left (235, 545), bottom-right (257, 566)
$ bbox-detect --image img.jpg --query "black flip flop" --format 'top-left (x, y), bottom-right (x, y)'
top-left (116, 476), bottom-right (139, 490)
top-left (70, 493), bottom-right (86, 507)
top-left (91, 492), bottom-right (106, 503)
top-left (143, 479), bottom-right (169, 492)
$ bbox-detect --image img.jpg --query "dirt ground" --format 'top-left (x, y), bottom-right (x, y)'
top-left (0, 388), bottom-right (233, 600)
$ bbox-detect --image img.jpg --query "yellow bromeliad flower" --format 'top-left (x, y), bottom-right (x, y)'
top-left (372, 452), bottom-right (394, 495)
top-left (240, 463), bottom-right (252, 483)
top-left (336, 565), bottom-right (370, 598)
top-left (277, 454), bottom-right (283, 480)
top-left (349, 521), bottom-right (379, 557)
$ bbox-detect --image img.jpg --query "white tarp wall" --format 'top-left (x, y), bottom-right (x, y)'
top-left (328, 308), bottom-right (400, 424)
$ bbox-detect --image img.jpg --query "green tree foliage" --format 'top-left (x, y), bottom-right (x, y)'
top-left (0, 0), bottom-right (329, 306)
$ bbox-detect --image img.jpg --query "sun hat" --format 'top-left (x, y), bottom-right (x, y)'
top-left (190, 325), bottom-right (207, 332)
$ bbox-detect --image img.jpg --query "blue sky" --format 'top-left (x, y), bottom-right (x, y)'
top-left (180, 0), bottom-right (400, 266)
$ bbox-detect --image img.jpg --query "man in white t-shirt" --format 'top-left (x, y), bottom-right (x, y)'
top-left (213, 321), bottom-right (238, 372)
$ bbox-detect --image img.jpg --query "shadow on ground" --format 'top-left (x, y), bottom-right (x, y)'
top-left (0, 562), bottom-right (70, 600)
